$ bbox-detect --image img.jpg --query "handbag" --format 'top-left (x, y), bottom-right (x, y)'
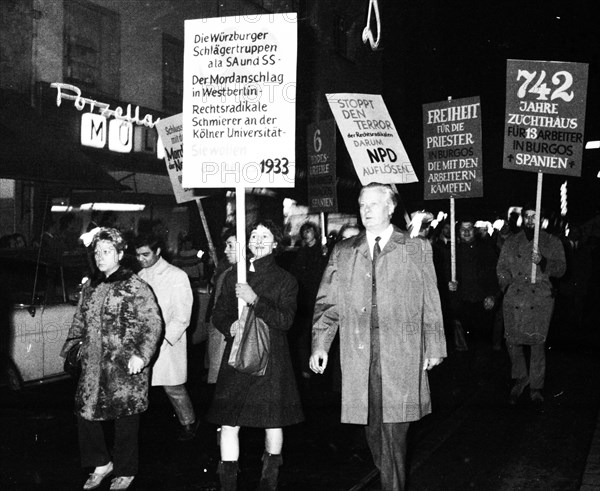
top-left (63, 339), bottom-right (83, 378)
top-left (228, 304), bottom-right (270, 376)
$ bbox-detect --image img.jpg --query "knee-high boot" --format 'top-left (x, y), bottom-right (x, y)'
top-left (257, 452), bottom-right (282, 491)
top-left (218, 461), bottom-right (238, 491)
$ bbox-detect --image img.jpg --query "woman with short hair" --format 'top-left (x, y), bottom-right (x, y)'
top-left (207, 220), bottom-right (304, 491)
top-left (61, 228), bottom-right (162, 491)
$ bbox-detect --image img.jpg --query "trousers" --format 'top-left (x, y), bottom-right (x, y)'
top-left (164, 384), bottom-right (196, 425)
top-left (507, 343), bottom-right (546, 389)
top-left (365, 327), bottom-right (410, 490)
top-left (77, 413), bottom-right (140, 476)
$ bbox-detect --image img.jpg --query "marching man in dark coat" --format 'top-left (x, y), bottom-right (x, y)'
top-left (310, 183), bottom-right (446, 490)
top-left (497, 205), bottom-right (566, 404)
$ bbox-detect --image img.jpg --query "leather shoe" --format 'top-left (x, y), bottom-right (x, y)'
top-left (509, 377), bottom-right (529, 405)
top-left (178, 419), bottom-right (200, 441)
top-left (530, 389), bottom-right (544, 404)
top-left (83, 462), bottom-right (113, 490)
top-left (110, 476), bottom-right (135, 490)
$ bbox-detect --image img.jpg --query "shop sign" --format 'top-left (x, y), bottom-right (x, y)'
top-left (51, 83), bottom-right (160, 128)
top-left (80, 113), bottom-right (133, 153)
top-left (51, 82), bottom-right (161, 158)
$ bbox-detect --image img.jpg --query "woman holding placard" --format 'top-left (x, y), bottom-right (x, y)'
top-left (207, 220), bottom-right (303, 491)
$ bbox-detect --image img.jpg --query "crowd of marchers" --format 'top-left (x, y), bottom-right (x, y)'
top-left (32, 185), bottom-right (597, 491)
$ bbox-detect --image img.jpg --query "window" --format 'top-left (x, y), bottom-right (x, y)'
top-left (334, 14), bottom-right (360, 63)
top-left (63, 0), bottom-right (120, 97)
top-left (247, 0), bottom-right (298, 13)
top-left (162, 34), bottom-right (183, 113)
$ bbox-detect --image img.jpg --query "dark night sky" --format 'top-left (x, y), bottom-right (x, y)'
top-left (378, 0), bottom-right (600, 223)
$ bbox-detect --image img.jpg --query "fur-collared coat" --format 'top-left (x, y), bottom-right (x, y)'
top-left (312, 228), bottom-right (446, 425)
top-left (61, 268), bottom-right (163, 421)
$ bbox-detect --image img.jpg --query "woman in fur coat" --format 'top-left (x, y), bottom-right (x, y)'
top-left (61, 228), bottom-right (162, 491)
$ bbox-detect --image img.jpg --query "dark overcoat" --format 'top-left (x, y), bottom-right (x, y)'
top-left (497, 230), bottom-right (566, 344)
top-left (312, 228), bottom-right (446, 425)
top-left (207, 254), bottom-right (304, 428)
top-left (61, 268), bottom-right (163, 421)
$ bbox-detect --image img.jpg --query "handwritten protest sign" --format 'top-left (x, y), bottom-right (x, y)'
top-left (503, 59), bottom-right (588, 177)
top-left (155, 114), bottom-right (196, 203)
top-left (326, 93), bottom-right (417, 185)
top-left (423, 96), bottom-right (483, 200)
top-left (307, 120), bottom-right (337, 212)
top-left (182, 13), bottom-right (297, 188)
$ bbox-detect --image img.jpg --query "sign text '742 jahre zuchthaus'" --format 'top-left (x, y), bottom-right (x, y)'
top-left (503, 59), bottom-right (588, 177)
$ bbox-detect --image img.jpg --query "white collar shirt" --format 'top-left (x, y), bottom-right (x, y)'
top-left (366, 224), bottom-right (393, 259)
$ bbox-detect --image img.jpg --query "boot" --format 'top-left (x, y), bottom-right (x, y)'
top-left (217, 461), bottom-right (238, 491)
top-left (509, 376), bottom-right (529, 405)
top-left (257, 452), bottom-right (282, 491)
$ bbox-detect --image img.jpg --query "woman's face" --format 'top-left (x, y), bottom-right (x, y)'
top-left (248, 225), bottom-right (276, 260)
top-left (224, 236), bottom-right (238, 264)
top-left (94, 240), bottom-right (122, 276)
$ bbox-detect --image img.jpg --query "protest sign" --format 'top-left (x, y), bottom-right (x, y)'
top-left (326, 93), bottom-right (417, 185)
top-left (155, 114), bottom-right (196, 203)
top-left (307, 119), bottom-right (337, 213)
top-left (182, 13), bottom-right (297, 188)
top-left (423, 96), bottom-right (483, 200)
top-left (503, 59), bottom-right (588, 177)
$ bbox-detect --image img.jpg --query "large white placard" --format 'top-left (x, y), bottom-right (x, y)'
top-left (326, 93), bottom-right (417, 185)
top-left (155, 114), bottom-right (197, 203)
top-left (183, 13), bottom-right (297, 188)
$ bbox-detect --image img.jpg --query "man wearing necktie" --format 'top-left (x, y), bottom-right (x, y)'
top-left (310, 183), bottom-right (446, 490)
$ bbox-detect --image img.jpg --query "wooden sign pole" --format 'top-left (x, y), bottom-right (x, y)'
top-left (195, 198), bottom-right (218, 268)
top-left (531, 172), bottom-right (543, 283)
top-left (450, 196), bottom-right (456, 283)
top-left (235, 186), bottom-right (247, 317)
top-left (320, 212), bottom-right (327, 248)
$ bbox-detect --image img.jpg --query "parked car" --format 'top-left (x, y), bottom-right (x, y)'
top-left (0, 249), bottom-right (89, 389)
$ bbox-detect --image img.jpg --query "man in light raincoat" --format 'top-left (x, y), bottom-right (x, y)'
top-left (310, 183), bottom-right (446, 490)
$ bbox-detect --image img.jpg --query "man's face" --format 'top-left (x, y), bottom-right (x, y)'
top-left (136, 245), bottom-right (161, 269)
top-left (442, 223), bottom-right (451, 239)
top-left (224, 236), bottom-right (238, 264)
top-left (523, 210), bottom-right (536, 229)
top-left (359, 188), bottom-right (392, 233)
top-left (459, 221), bottom-right (476, 244)
top-left (302, 227), bottom-right (316, 247)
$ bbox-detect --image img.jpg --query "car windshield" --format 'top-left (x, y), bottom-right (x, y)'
top-left (0, 249), bottom-right (89, 305)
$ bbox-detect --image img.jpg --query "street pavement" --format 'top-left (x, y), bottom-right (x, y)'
top-left (1, 323), bottom-right (600, 490)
